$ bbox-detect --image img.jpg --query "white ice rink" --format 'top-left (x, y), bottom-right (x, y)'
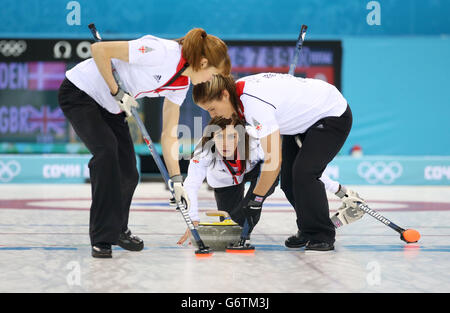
top-left (0, 183), bottom-right (449, 293)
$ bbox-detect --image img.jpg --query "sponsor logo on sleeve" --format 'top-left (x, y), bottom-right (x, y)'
top-left (153, 75), bottom-right (162, 83)
top-left (252, 118), bottom-right (262, 131)
top-left (138, 46), bottom-right (154, 54)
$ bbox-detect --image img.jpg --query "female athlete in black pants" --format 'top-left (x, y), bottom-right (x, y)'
top-left (58, 28), bottom-right (230, 258)
top-left (193, 73), bottom-right (354, 251)
top-left (177, 116), bottom-right (278, 244)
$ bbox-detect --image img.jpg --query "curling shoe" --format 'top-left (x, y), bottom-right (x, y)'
top-left (305, 240), bottom-right (335, 252)
top-left (285, 231), bottom-right (308, 248)
top-left (92, 244), bottom-right (112, 258)
top-left (118, 229), bottom-right (144, 251)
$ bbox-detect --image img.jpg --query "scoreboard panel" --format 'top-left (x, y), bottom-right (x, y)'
top-left (0, 39), bottom-right (341, 153)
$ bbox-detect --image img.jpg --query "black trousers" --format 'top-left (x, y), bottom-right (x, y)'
top-left (280, 105), bottom-right (352, 244)
top-left (58, 78), bottom-right (139, 246)
top-left (214, 163), bottom-right (279, 226)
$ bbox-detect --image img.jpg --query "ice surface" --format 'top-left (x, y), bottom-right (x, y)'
top-left (0, 183), bottom-right (449, 292)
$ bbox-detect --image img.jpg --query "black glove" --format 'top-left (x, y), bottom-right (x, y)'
top-left (244, 193), bottom-right (264, 231)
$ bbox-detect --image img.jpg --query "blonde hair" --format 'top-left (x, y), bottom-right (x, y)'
top-left (177, 28), bottom-right (231, 75)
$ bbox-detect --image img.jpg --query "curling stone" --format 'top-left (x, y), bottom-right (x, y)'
top-left (190, 211), bottom-right (242, 251)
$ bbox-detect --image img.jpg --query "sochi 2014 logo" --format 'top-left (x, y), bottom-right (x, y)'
top-left (0, 160), bottom-right (21, 183)
top-left (357, 161), bottom-right (403, 184)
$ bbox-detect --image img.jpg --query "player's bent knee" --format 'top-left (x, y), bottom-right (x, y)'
top-left (292, 168), bottom-right (319, 186)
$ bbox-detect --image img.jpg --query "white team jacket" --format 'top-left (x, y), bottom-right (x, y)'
top-left (184, 138), bottom-right (264, 222)
top-left (184, 137), bottom-right (340, 222)
top-left (66, 35), bottom-right (190, 114)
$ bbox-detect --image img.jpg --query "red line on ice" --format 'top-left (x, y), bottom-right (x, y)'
top-left (0, 198), bottom-right (450, 212)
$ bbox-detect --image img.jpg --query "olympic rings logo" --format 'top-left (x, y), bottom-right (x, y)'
top-left (0, 160), bottom-right (21, 183)
top-left (0, 40), bottom-right (27, 57)
top-left (357, 161), bottom-right (403, 184)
